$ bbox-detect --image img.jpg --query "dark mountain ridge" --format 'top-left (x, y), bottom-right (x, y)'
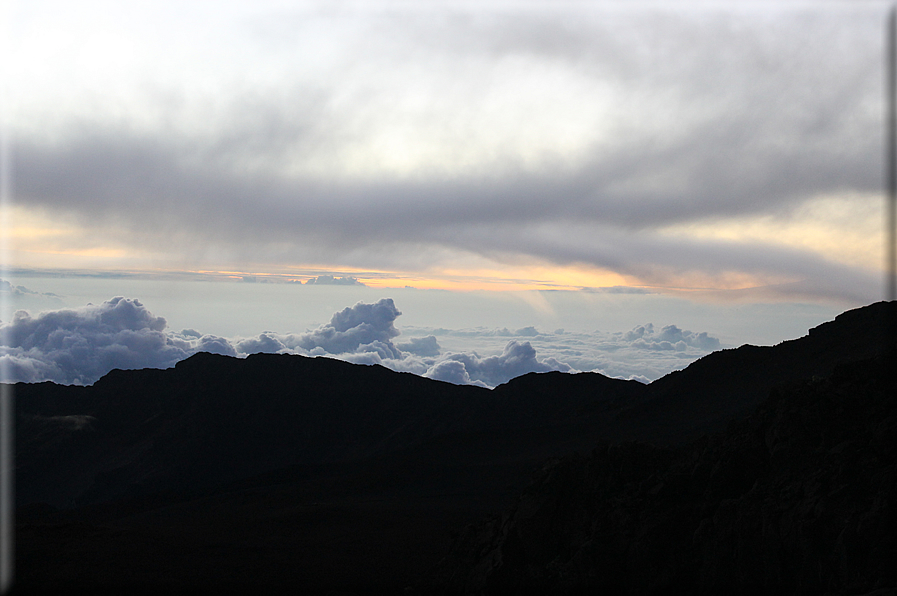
top-left (14, 354), bottom-right (643, 509)
top-left (10, 300), bottom-right (897, 594)
top-left (430, 355), bottom-right (896, 595)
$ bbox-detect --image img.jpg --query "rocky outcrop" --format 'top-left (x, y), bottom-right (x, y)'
top-left (430, 356), bottom-right (896, 595)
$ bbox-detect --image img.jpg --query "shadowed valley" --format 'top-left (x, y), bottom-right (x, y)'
top-left (11, 301), bottom-right (897, 594)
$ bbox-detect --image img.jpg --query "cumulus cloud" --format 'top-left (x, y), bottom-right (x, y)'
top-left (1, 297), bottom-right (191, 385)
top-left (623, 324), bottom-right (654, 342)
top-left (229, 301), bottom-right (407, 361)
top-left (193, 335), bottom-right (238, 357)
top-left (620, 323), bottom-right (721, 352)
top-left (0, 295), bottom-right (579, 387)
top-left (287, 298), bottom-right (403, 358)
top-left (424, 359), bottom-right (484, 387)
top-left (656, 325), bottom-right (721, 351)
top-left (1, 294), bottom-right (726, 388)
top-left (304, 275), bottom-right (366, 286)
top-left (1, 297), bottom-right (253, 384)
top-left (416, 316), bottom-right (726, 384)
top-left (234, 332), bottom-right (286, 355)
top-left (515, 326), bottom-right (540, 337)
top-left (425, 340), bottom-right (575, 388)
top-left (228, 300), bottom-right (724, 387)
top-left (254, 300), bottom-right (575, 387)
top-left (396, 335), bottom-right (441, 357)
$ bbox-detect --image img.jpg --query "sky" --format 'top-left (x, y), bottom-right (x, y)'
top-left (0, 1), bottom-right (891, 386)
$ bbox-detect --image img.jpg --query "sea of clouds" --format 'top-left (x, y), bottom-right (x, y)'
top-left (1, 282), bottom-right (722, 387)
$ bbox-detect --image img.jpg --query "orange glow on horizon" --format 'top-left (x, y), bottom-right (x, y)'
top-left (11, 201), bottom-right (858, 296)
top-left (359, 264), bottom-right (631, 292)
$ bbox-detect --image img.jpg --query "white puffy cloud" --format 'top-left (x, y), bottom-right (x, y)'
top-left (1, 294), bottom-right (724, 388)
top-left (424, 359), bottom-right (485, 387)
top-left (619, 323), bottom-right (721, 352)
top-left (623, 323), bottom-right (654, 342)
top-left (0, 296), bottom-right (424, 384)
top-left (234, 332), bottom-right (286, 354)
top-left (515, 326), bottom-right (541, 337)
top-left (425, 340), bottom-right (575, 388)
top-left (286, 298), bottom-right (403, 358)
top-left (396, 335), bottom-right (441, 357)
top-left (1, 297), bottom-right (191, 385)
top-left (1, 296), bottom-right (249, 384)
top-left (412, 317), bottom-right (725, 384)
top-left (225, 306), bottom-right (727, 387)
top-left (194, 334), bottom-right (238, 357)
top-left (221, 303), bottom-right (578, 388)
top-left (304, 275), bottom-right (365, 286)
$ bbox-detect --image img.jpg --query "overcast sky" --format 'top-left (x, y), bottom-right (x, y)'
top-left (2, 1), bottom-right (891, 387)
top-left (4, 0), bottom-right (889, 301)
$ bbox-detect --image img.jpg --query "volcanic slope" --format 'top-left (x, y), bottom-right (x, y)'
top-left (12, 300), bottom-right (897, 594)
top-left (428, 355), bottom-right (896, 595)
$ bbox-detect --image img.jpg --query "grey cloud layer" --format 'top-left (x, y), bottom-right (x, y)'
top-left (12, 5), bottom-right (884, 299)
top-left (16, 103), bottom-right (880, 234)
top-left (14, 124), bottom-right (881, 302)
top-left (1, 295), bottom-right (724, 388)
top-left (0, 280), bottom-right (65, 312)
top-left (304, 275), bottom-right (365, 286)
top-left (439, 222), bottom-right (881, 303)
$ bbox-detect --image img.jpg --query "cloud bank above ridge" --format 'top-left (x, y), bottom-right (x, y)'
top-left (1, 295), bottom-right (724, 387)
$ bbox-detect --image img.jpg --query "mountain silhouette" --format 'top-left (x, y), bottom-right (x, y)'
top-left (431, 355), bottom-right (895, 594)
top-left (10, 301), bottom-right (897, 594)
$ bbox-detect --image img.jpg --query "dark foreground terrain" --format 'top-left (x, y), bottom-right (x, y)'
top-left (432, 356), bottom-right (896, 595)
top-left (9, 301), bottom-right (897, 594)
